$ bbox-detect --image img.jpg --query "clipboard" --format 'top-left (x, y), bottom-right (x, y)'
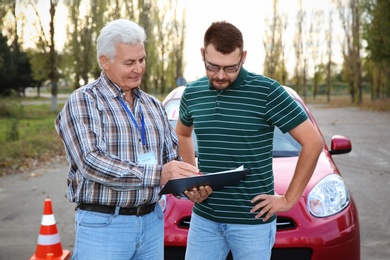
top-left (159, 168), bottom-right (251, 195)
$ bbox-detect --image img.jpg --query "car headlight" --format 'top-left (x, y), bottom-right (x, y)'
top-left (307, 174), bottom-right (350, 217)
top-left (158, 195), bottom-right (167, 212)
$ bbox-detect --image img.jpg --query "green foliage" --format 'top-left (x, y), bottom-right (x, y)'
top-left (6, 118), bottom-right (19, 141)
top-left (26, 49), bottom-right (49, 83)
top-left (362, 0), bottom-right (390, 99)
top-left (60, 0), bottom-right (186, 92)
top-left (0, 32), bottom-right (12, 93)
top-left (0, 32), bottom-right (37, 96)
top-left (1, 0), bottom-right (388, 105)
top-left (363, 0), bottom-right (390, 65)
top-left (0, 101), bottom-right (22, 141)
top-left (0, 101), bottom-right (64, 176)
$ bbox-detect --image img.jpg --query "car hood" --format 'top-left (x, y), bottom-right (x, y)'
top-left (273, 152), bottom-right (338, 197)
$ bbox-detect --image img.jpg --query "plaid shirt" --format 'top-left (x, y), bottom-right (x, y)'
top-left (55, 72), bottom-right (179, 207)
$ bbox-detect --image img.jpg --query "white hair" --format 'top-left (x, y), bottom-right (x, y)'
top-left (96, 19), bottom-right (147, 69)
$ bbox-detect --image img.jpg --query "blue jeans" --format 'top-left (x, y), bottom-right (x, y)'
top-left (72, 204), bottom-right (164, 260)
top-left (185, 213), bottom-right (276, 260)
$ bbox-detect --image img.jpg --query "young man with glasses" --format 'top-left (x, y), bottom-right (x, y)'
top-left (176, 21), bottom-right (323, 259)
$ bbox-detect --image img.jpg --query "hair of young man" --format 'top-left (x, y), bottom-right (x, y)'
top-left (203, 21), bottom-right (244, 55)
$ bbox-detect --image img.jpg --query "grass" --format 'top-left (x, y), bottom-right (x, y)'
top-left (0, 101), bottom-right (65, 176)
top-left (0, 93), bottom-right (388, 177)
top-left (304, 93), bottom-right (390, 111)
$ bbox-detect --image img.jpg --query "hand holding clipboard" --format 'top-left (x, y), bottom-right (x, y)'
top-left (159, 166), bottom-right (250, 195)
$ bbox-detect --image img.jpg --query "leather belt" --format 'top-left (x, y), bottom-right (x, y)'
top-left (77, 203), bottom-right (156, 216)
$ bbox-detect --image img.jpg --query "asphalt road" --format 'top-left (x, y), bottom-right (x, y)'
top-left (0, 105), bottom-right (389, 260)
top-left (308, 105), bottom-right (390, 260)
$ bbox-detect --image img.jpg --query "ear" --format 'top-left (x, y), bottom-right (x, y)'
top-left (99, 55), bottom-right (110, 70)
top-left (200, 48), bottom-right (205, 60)
top-left (241, 50), bottom-right (248, 65)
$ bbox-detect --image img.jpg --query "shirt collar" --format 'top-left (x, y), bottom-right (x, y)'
top-left (100, 72), bottom-right (144, 103)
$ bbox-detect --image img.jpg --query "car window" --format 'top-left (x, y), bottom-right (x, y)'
top-left (273, 127), bottom-right (301, 157)
top-left (164, 99), bottom-right (304, 157)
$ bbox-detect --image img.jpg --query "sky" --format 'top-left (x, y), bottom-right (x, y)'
top-left (182, 0), bottom-right (342, 82)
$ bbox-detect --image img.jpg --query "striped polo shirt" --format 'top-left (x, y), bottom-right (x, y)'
top-left (179, 68), bottom-right (308, 224)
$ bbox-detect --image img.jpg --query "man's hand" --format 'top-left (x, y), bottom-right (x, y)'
top-left (184, 186), bottom-right (213, 203)
top-left (250, 193), bottom-right (292, 222)
top-left (160, 160), bottom-right (199, 185)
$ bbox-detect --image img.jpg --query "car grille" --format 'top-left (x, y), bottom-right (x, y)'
top-left (177, 216), bottom-right (191, 228)
top-left (164, 247), bottom-right (312, 260)
top-left (177, 216), bottom-right (296, 231)
top-left (271, 248), bottom-right (312, 260)
top-left (164, 246), bottom-right (186, 260)
top-left (276, 216), bottom-right (296, 230)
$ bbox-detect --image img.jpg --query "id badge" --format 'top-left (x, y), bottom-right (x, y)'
top-left (137, 151), bottom-right (157, 165)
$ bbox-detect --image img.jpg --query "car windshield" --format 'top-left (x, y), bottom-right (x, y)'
top-left (165, 99), bottom-right (303, 157)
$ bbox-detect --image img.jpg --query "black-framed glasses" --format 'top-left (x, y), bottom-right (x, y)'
top-left (204, 56), bottom-right (242, 73)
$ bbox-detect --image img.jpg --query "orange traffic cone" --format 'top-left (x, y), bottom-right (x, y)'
top-left (30, 199), bottom-right (70, 260)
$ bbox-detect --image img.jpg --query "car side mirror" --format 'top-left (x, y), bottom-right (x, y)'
top-left (329, 135), bottom-right (352, 155)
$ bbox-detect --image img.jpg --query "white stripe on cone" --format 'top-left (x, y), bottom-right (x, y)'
top-left (37, 233), bottom-right (61, 245)
top-left (41, 214), bottom-right (56, 226)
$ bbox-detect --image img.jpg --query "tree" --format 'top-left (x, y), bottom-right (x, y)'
top-left (362, 0), bottom-right (390, 99)
top-left (26, 48), bottom-right (49, 97)
top-left (325, 9), bottom-right (334, 102)
top-left (364, 0), bottom-right (390, 65)
top-left (25, 0), bottom-right (61, 110)
top-left (151, 0), bottom-right (187, 94)
top-left (139, 0), bottom-right (153, 93)
top-left (293, 0), bottom-right (306, 99)
top-left (364, 59), bottom-right (389, 100)
top-left (63, 0), bottom-right (97, 86)
top-left (169, 0), bottom-right (187, 92)
top-left (0, 34), bottom-right (35, 96)
top-left (0, 33), bottom-right (12, 95)
top-left (336, 0), bottom-right (363, 104)
top-left (49, 0), bottom-right (60, 112)
top-left (61, 0), bottom-right (186, 95)
top-left (309, 10), bottom-right (325, 100)
top-left (262, 0), bottom-right (288, 84)
top-left (0, 2), bottom-right (35, 97)
top-left (1, 0), bottom-right (188, 98)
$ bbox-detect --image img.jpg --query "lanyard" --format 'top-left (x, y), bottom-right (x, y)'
top-left (118, 97), bottom-right (147, 148)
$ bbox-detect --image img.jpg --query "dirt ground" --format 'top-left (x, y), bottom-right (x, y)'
top-left (0, 105), bottom-right (389, 259)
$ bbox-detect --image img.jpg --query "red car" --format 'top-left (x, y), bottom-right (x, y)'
top-left (160, 86), bottom-right (360, 260)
